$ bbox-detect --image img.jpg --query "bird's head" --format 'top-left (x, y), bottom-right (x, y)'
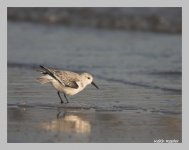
top-left (80, 72), bottom-right (99, 89)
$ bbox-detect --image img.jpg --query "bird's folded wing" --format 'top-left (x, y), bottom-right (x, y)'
top-left (54, 70), bottom-right (80, 89)
top-left (38, 66), bottom-right (79, 89)
top-left (64, 81), bottom-right (79, 89)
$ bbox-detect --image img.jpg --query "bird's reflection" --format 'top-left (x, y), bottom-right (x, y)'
top-left (40, 110), bottom-right (91, 134)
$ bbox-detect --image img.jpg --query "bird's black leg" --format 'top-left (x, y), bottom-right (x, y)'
top-left (57, 91), bottom-right (64, 104)
top-left (64, 94), bottom-right (69, 103)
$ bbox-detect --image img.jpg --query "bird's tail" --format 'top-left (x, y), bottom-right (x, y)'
top-left (36, 65), bottom-right (55, 84)
top-left (36, 65), bottom-right (53, 75)
top-left (36, 65), bottom-right (63, 85)
top-left (36, 75), bottom-right (51, 84)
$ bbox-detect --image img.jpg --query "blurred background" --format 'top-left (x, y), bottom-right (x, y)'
top-left (8, 7), bottom-right (181, 33)
top-left (7, 7), bottom-right (182, 143)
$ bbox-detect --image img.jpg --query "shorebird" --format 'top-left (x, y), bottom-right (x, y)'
top-left (36, 65), bottom-right (99, 104)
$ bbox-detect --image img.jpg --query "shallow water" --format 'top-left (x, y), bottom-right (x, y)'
top-left (7, 21), bottom-right (182, 142)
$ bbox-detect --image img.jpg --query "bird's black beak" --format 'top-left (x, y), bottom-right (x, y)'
top-left (91, 81), bottom-right (99, 89)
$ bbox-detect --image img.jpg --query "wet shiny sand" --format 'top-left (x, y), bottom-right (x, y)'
top-left (7, 68), bottom-right (181, 143)
top-left (8, 106), bottom-right (181, 143)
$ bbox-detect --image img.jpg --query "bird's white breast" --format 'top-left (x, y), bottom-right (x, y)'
top-left (51, 80), bottom-right (86, 96)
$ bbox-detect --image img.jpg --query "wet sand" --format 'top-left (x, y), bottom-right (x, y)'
top-left (8, 106), bottom-right (181, 143)
top-left (7, 67), bottom-right (181, 143)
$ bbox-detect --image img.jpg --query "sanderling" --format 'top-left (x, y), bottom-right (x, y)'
top-left (36, 65), bottom-right (99, 104)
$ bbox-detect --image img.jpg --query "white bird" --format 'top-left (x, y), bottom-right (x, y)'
top-left (36, 65), bottom-right (99, 104)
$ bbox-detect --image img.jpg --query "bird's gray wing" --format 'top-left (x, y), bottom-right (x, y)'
top-left (38, 66), bottom-right (79, 89)
top-left (54, 70), bottom-right (80, 89)
top-left (64, 80), bottom-right (79, 89)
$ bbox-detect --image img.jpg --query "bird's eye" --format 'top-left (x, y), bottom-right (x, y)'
top-left (88, 77), bottom-right (90, 79)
